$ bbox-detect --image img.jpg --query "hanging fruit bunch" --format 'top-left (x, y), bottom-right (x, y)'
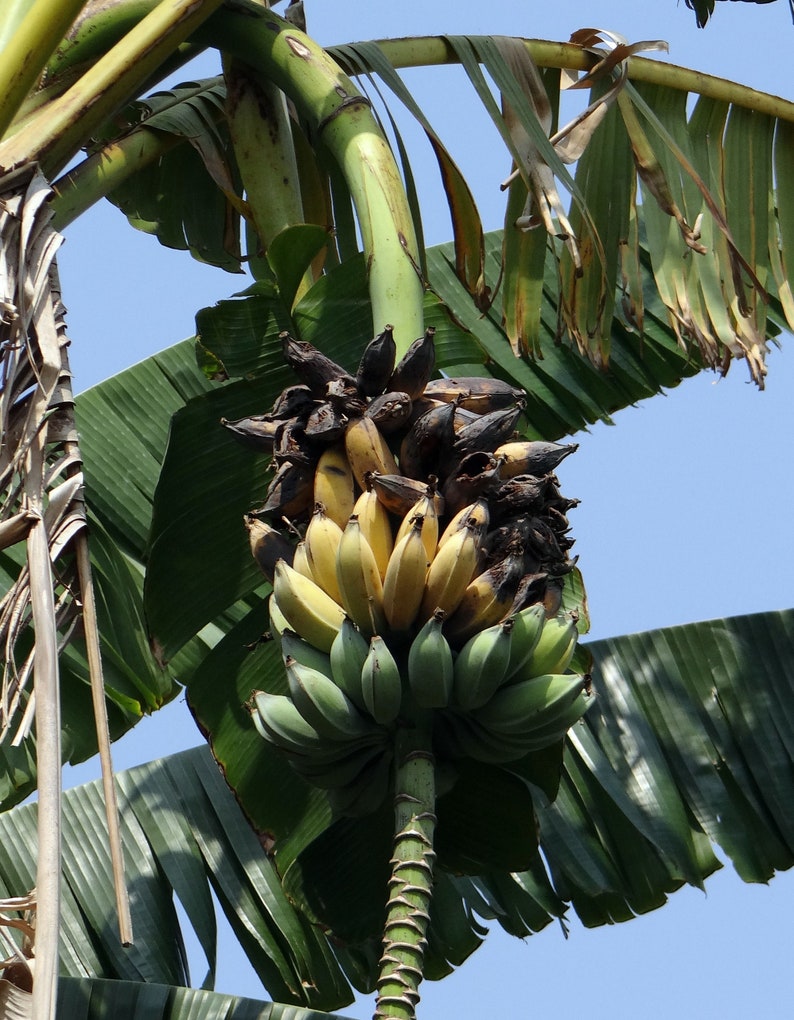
top-left (233, 326), bottom-right (590, 815)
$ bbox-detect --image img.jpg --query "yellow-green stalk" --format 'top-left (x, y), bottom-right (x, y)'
top-left (0, 0), bottom-right (225, 177)
top-left (198, 5), bottom-right (424, 352)
top-left (0, 0), bottom-right (87, 140)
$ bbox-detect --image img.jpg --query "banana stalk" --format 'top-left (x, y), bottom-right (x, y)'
top-left (375, 719), bottom-right (437, 1020)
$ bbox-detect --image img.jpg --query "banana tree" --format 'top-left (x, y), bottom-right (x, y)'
top-left (1, 1), bottom-right (794, 1019)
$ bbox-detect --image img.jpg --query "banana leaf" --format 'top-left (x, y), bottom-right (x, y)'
top-left (56, 979), bottom-right (358, 1020)
top-left (0, 610), bottom-right (791, 1002)
top-left (10, 218), bottom-right (775, 817)
top-left (144, 233), bottom-right (782, 664)
top-left (42, 18), bottom-right (794, 381)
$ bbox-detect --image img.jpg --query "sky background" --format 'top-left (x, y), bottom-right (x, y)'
top-left (56, 1), bottom-right (793, 1017)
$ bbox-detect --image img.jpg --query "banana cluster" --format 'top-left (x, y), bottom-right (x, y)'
top-left (237, 327), bottom-right (590, 812)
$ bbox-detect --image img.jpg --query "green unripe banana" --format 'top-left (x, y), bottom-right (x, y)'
top-left (280, 630), bottom-right (333, 677)
top-left (285, 656), bottom-right (372, 741)
top-left (250, 690), bottom-right (325, 754)
top-left (452, 618), bottom-right (514, 710)
top-left (525, 613), bottom-right (579, 677)
top-left (326, 747), bottom-right (393, 818)
top-left (516, 690), bottom-right (592, 751)
top-left (435, 711), bottom-right (540, 764)
top-left (286, 743), bottom-right (387, 789)
top-left (504, 603), bottom-right (546, 680)
top-left (361, 635), bottom-right (403, 725)
top-left (474, 673), bottom-right (587, 736)
top-left (407, 609), bottom-right (454, 708)
top-left (330, 617), bottom-right (370, 711)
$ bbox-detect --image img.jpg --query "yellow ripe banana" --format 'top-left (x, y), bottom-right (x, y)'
top-left (437, 498), bottom-right (489, 549)
top-left (272, 560), bottom-right (345, 652)
top-left (344, 416), bottom-right (399, 489)
top-left (383, 515), bottom-right (430, 632)
top-left (336, 515), bottom-right (387, 637)
top-left (314, 443), bottom-right (356, 529)
top-left (292, 540), bottom-right (314, 582)
top-left (353, 485), bottom-right (393, 579)
top-left (419, 519), bottom-right (481, 623)
top-left (394, 492), bottom-right (439, 564)
top-left (305, 504), bottom-right (344, 603)
top-left (444, 548), bottom-right (524, 645)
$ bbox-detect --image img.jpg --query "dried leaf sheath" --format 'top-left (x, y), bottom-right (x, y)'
top-left (0, 166), bottom-right (132, 1004)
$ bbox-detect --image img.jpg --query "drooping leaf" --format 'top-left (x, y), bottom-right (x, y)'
top-left (0, 746), bottom-right (355, 1010)
top-left (69, 32), bottom-right (794, 385)
top-left (103, 79), bottom-right (244, 272)
top-left (334, 40), bottom-right (487, 307)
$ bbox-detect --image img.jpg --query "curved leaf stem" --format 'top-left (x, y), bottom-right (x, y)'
top-left (375, 720), bottom-right (437, 1020)
top-left (365, 37), bottom-right (794, 123)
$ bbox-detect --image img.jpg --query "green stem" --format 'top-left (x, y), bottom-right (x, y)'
top-left (50, 75), bottom-right (221, 229)
top-left (0, 0), bottom-right (224, 177)
top-left (0, 0), bottom-right (88, 141)
top-left (375, 720), bottom-right (437, 1020)
top-left (198, 6), bottom-right (424, 354)
top-left (44, 0), bottom-right (424, 351)
top-left (51, 125), bottom-right (180, 230)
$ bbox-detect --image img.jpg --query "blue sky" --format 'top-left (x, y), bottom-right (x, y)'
top-left (57, 1), bottom-right (794, 1017)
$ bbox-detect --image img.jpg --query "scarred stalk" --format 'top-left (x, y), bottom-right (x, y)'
top-left (375, 719), bottom-right (437, 1020)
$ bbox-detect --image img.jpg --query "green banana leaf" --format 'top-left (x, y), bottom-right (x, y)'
top-left (57, 979), bottom-right (358, 1020)
top-left (0, 610), bottom-right (791, 1003)
top-left (54, 19), bottom-right (794, 383)
top-left (1, 218), bottom-right (777, 814)
top-left (0, 745), bottom-right (354, 1011)
top-left (97, 78), bottom-right (243, 274)
top-left (141, 232), bottom-right (757, 663)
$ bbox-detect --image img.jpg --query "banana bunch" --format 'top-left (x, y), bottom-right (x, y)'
top-left (239, 327), bottom-right (591, 813)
